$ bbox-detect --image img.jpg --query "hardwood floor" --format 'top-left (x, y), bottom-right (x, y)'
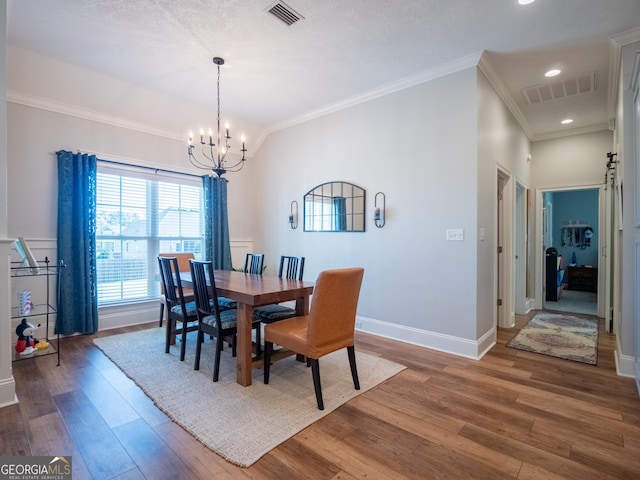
top-left (2, 313), bottom-right (639, 479)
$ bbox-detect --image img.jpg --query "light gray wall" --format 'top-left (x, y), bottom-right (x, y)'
top-left (0, 0), bottom-right (18, 408)
top-left (531, 130), bottom-right (612, 189)
top-left (477, 69), bottom-right (532, 334)
top-left (252, 68), bottom-right (481, 348)
top-left (5, 46), bottom-right (260, 242)
top-left (0, 1), bottom-right (6, 236)
top-left (616, 39), bottom-right (640, 366)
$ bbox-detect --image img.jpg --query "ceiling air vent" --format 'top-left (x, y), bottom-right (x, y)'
top-left (266, 1), bottom-right (304, 26)
top-left (522, 72), bottom-right (597, 105)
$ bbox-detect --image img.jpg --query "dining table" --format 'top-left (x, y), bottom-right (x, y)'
top-left (180, 269), bottom-right (314, 386)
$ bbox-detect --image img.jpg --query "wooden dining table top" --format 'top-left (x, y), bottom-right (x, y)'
top-left (179, 269), bottom-right (314, 305)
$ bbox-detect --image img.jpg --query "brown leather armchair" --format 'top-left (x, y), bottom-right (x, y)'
top-left (263, 267), bottom-right (365, 410)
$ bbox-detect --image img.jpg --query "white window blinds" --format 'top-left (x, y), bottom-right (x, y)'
top-left (96, 164), bottom-right (204, 305)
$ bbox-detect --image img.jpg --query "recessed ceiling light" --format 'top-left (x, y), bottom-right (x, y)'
top-left (561, 118), bottom-right (574, 125)
top-left (518, 0), bottom-right (535, 5)
top-left (545, 69), bottom-right (561, 77)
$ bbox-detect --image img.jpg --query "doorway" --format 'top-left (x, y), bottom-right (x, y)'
top-left (540, 187), bottom-right (602, 317)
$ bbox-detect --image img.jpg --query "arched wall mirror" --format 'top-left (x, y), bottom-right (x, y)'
top-left (303, 181), bottom-right (366, 232)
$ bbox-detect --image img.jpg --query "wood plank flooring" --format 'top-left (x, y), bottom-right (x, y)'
top-left (2, 313), bottom-right (639, 479)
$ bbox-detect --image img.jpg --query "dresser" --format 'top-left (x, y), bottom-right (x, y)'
top-left (566, 266), bottom-right (598, 292)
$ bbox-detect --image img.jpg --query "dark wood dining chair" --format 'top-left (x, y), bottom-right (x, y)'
top-left (263, 267), bottom-right (364, 410)
top-left (158, 252), bottom-right (194, 328)
top-left (243, 253), bottom-right (265, 274)
top-left (240, 252), bottom-right (265, 352)
top-left (189, 260), bottom-right (262, 382)
top-left (157, 256), bottom-right (199, 361)
top-left (253, 255), bottom-right (305, 324)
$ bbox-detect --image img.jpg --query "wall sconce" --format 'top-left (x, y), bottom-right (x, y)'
top-left (289, 200), bottom-right (298, 229)
top-left (374, 192), bottom-right (385, 228)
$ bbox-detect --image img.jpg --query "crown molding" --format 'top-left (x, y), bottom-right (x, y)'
top-left (532, 123), bottom-right (609, 143)
top-left (7, 90), bottom-right (185, 142)
top-left (265, 52), bottom-right (484, 135)
top-left (8, 90), bottom-right (263, 158)
top-left (477, 52), bottom-right (534, 141)
top-left (607, 27), bottom-right (640, 120)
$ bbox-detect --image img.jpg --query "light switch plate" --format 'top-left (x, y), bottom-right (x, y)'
top-left (446, 228), bottom-right (464, 241)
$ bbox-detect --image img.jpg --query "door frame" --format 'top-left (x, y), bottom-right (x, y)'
top-left (515, 180), bottom-right (530, 314)
top-left (534, 184), bottom-right (606, 320)
top-left (496, 166), bottom-right (514, 328)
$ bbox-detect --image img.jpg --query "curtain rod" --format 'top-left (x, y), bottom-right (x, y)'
top-left (96, 158), bottom-right (204, 179)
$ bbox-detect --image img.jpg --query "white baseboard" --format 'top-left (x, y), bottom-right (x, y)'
top-left (355, 315), bottom-right (495, 360)
top-left (615, 349), bottom-right (638, 378)
top-left (98, 301), bottom-right (158, 331)
top-left (0, 377), bottom-right (18, 408)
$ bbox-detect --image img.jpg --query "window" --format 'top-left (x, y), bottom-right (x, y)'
top-left (96, 165), bottom-right (203, 305)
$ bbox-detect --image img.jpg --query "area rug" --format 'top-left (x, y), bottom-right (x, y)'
top-left (93, 327), bottom-right (405, 467)
top-left (506, 313), bottom-right (598, 365)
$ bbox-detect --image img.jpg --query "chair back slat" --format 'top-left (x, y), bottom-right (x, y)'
top-left (278, 255), bottom-right (305, 280)
top-left (189, 260), bottom-right (222, 325)
top-left (244, 253), bottom-right (265, 275)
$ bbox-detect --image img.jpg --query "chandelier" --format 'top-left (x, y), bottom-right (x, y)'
top-left (188, 57), bottom-right (247, 177)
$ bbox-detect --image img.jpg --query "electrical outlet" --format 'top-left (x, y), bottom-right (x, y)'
top-left (446, 228), bottom-right (464, 241)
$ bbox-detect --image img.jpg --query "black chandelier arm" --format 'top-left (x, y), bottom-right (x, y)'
top-left (188, 146), bottom-right (220, 171)
top-left (221, 157), bottom-right (246, 173)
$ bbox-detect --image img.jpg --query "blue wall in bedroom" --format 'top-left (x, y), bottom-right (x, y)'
top-left (551, 189), bottom-right (599, 270)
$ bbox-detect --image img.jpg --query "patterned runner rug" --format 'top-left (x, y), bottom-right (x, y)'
top-left (506, 313), bottom-right (598, 365)
top-left (94, 327), bottom-right (405, 467)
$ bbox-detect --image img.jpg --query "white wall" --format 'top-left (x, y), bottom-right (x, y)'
top-left (0, 0), bottom-right (18, 408)
top-left (531, 130), bottom-right (612, 189)
top-left (251, 67), bottom-right (498, 357)
top-left (616, 40), bottom-right (640, 374)
top-left (477, 69), bottom-right (532, 335)
top-left (5, 50), bottom-right (260, 335)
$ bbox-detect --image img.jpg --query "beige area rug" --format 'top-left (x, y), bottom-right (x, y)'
top-left (93, 327), bottom-right (405, 467)
top-left (506, 312), bottom-right (598, 365)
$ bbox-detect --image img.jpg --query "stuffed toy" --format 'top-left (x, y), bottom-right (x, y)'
top-left (15, 318), bottom-right (40, 355)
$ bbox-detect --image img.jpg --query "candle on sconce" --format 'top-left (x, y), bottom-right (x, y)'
top-left (289, 213), bottom-right (294, 224)
top-left (374, 207), bottom-right (381, 220)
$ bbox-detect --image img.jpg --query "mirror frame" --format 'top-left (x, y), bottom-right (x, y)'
top-left (303, 181), bottom-right (366, 232)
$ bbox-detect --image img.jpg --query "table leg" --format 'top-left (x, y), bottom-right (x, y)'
top-left (295, 295), bottom-right (310, 316)
top-left (236, 303), bottom-right (253, 386)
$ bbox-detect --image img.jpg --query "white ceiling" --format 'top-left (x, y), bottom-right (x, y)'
top-left (6, 0), bottom-right (640, 142)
